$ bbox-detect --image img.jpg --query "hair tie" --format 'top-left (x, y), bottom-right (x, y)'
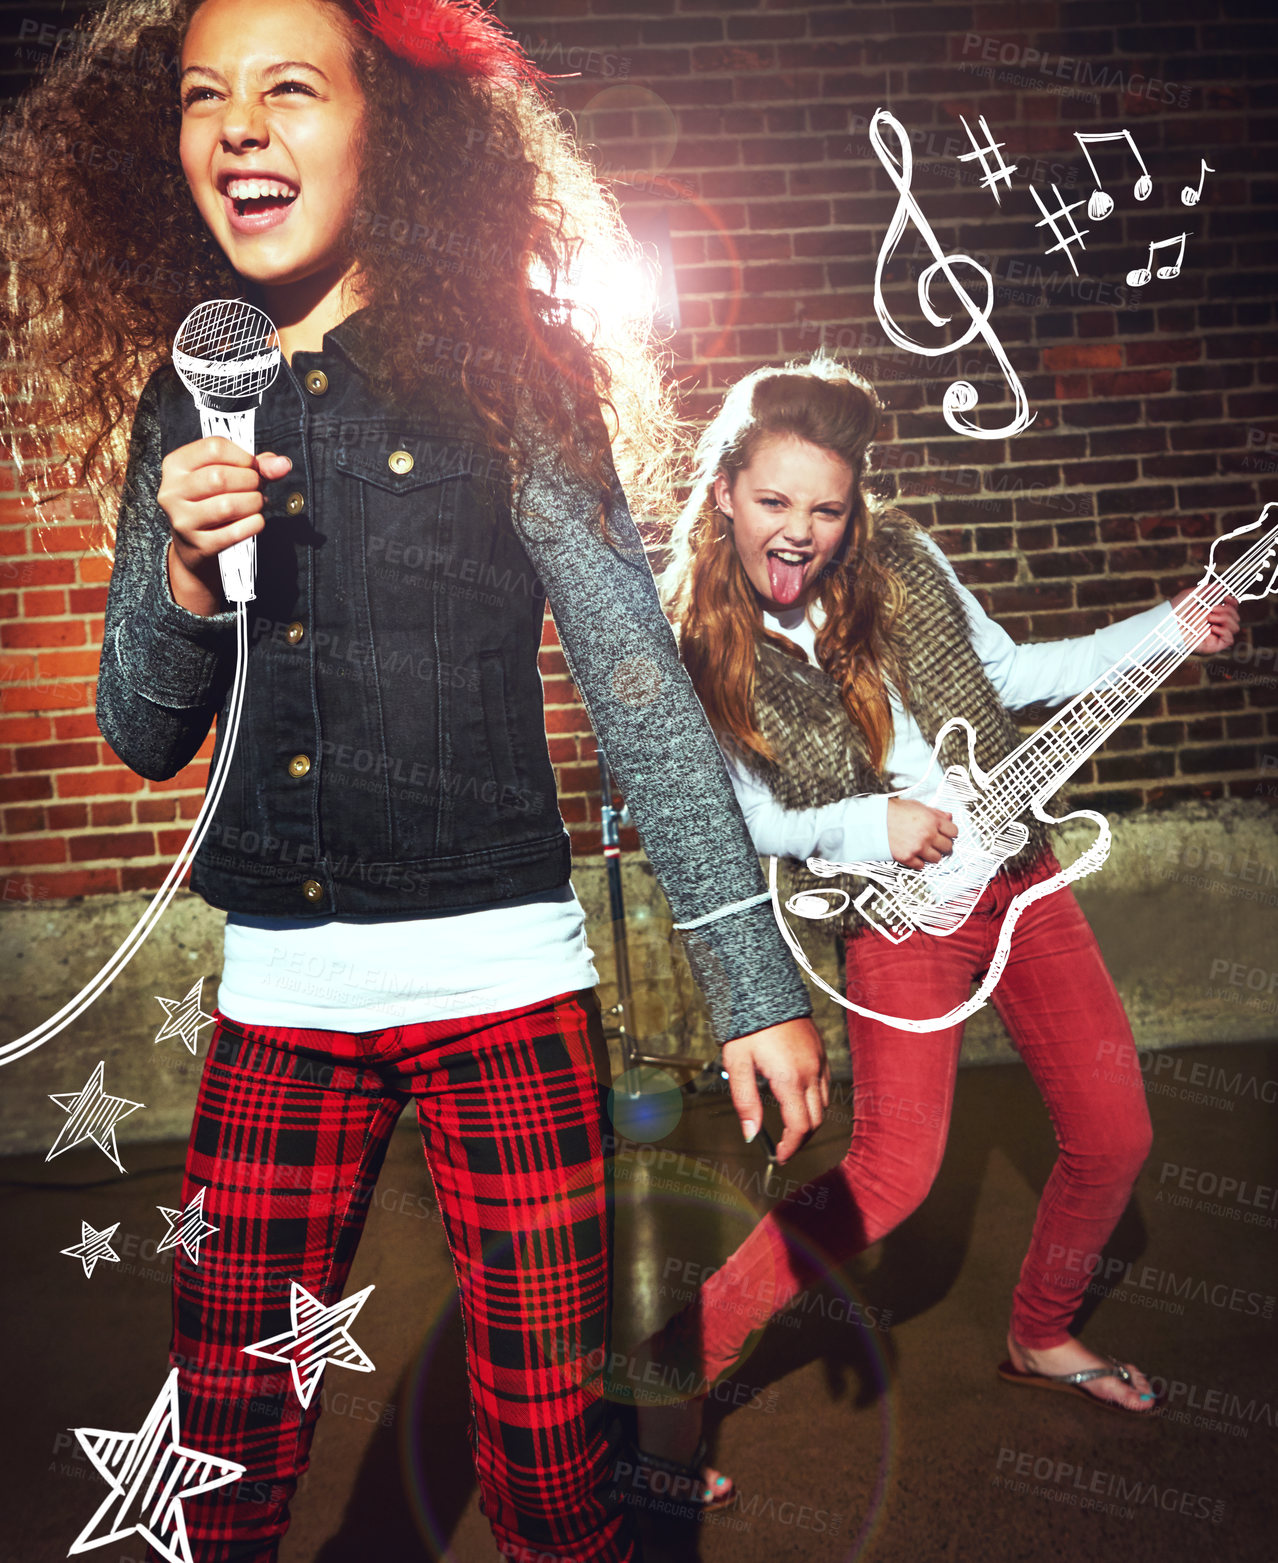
top-left (352, 0), bottom-right (556, 90)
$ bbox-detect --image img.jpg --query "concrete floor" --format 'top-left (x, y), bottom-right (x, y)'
top-left (2, 1041), bottom-right (1275, 1562)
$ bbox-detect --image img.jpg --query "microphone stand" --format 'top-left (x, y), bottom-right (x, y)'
top-left (597, 749), bottom-right (750, 1104)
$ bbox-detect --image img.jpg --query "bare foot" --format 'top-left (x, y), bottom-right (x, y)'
top-left (635, 1397), bottom-right (733, 1505)
top-left (630, 1340), bottom-right (733, 1506)
top-left (1007, 1332), bottom-right (1157, 1412)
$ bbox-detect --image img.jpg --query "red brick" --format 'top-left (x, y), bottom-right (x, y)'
top-left (4, 559), bottom-right (77, 586)
top-left (983, 584), bottom-right (1074, 614)
top-left (554, 764), bottom-right (604, 795)
top-left (1124, 339), bottom-right (1202, 366)
top-left (120, 864), bottom-right (169, 892)
top-left (137, 799), bottom-right (178, 824)
top-left (68, 831), bottom-right (156, 863)
top-left (0, 838), bottom-right (68, 866)
top-left (30, 867), bottom-right (121, 898)
top-left (0, 714), bottom-right (50, 744)
top-left (0, 655), bottom-right (36, 690)
top-left (39, 651), bottom-right (100, 679)
top-left (21, 590), bottom-right (67, 617)
top-left (1178, 745), bottom-right (1262, 774)
top-left (15, 741), bottom-right (100, 773)
top-left (52, 713), bottom-right (103, 740)
top-left (0, 775), bottom-right (53, 803)
top-left (0, 621), bottom-right (85, 649)
top-left (1042, 344), bottom-right (1122, 371)
top-left (3, 805), bottom-right (46, 833)
top-left (1089, 371), bottom-right (1173, 397)
top-left (545, 707), bottom-right (591, 735)
top-left (90, 800), bottom-right (133, 827)
top-left (55, 769), bottom-right (146, 797)
top-left (46, 803), bottom-right (88, 830)
top-left (37, 525), bottom-right (95, 553)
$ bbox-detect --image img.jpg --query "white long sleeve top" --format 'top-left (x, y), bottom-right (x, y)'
top-left (726, 534), bottom-right (1178, 864)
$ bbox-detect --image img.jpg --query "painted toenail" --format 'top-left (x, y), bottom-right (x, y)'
top-left (715, 1475), bottom-right (727, 1485)
top-left (1140, 1393), bottom-right (1154, 1401)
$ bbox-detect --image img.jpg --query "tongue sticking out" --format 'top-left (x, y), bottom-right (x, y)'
top-left (767, 553), bottom-right (807, 605)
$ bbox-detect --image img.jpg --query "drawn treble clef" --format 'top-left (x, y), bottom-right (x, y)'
top-left (869, 108), bottom-right (1034, 442)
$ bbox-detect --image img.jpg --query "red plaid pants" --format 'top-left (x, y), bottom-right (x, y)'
top-left (155, 989), bottom-right (638, 1562)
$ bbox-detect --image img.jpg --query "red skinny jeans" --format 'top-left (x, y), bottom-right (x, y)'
top-left (650, 855), bottom-right (1154, 1384)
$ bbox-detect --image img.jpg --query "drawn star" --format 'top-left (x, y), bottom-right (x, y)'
top-left (68, 1367), bottom-right (245, 1563)
top-left (154, 978), bottom-right (215, 1055)
top-left (242, 1281), bottom-right (376, 1409)
top-left (47, 1060), bottom-right (144, 1174)
top-left (60, 1220), bottom-right (121, 1279)
top-left (156, 1187), bottom-right (220, 1266)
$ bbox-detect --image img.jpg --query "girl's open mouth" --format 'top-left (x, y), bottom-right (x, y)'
top-left (221, 175), bottom-right (299, 235)
top-left (766, 548), bottom-right (812, 605)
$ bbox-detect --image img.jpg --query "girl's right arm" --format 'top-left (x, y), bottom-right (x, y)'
top-left (95, 374), bottom-right (288, 780)
top-left (727, 756), bottom-right (957, 872)
top-left (726, 756), bottom-right (893, 863)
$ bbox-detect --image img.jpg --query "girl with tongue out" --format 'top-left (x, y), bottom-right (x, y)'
top-left (2, 0), bottom-right (830, 1557)
top-left (627, 356), bottom-right (1240, 1483)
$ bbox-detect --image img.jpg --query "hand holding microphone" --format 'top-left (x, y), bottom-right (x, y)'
top-left (160, 439), bottom-right (292, 616)
top-left (170, 299), bottom-right (281, 605)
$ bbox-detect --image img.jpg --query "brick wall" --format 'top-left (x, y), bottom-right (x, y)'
top-left (2, 0), bottom-right (1276, 901)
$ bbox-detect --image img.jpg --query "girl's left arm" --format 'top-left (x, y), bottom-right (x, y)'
top-left (925, 533), bottom-right (1236, 708)
top-left (512, 440), bottom-right (813, 1047)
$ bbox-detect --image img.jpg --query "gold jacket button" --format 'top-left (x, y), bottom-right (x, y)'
top-left (301, 878), bottom-right (324, 903)
top-left (288, 753), bottom-right (312, 778)
top-left (304, 369), bottom-right (329, 396)
top-left (285, 491), bottom-right (306, 516)
top-left (388, 449), bottom-right (414, 475)
top-left (286, 621), bottom-right (305, 645)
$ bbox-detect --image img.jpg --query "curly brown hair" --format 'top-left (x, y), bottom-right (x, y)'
top-left (0, 0), bottom-right (681, 546)
top-left (660, 356), bottom-right (907, 774)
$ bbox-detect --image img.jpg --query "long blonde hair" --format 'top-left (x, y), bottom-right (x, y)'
top-left (661, 356), bottom-right (905, 771)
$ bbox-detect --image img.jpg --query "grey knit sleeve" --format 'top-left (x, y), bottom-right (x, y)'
top-left (511, 414), bottom-right (813, 1044)
top-left (95, 372), bottom-right (238, 780)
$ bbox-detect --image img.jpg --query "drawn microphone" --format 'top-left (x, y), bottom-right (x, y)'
top-left (172, 299), bottom-right (281, 602)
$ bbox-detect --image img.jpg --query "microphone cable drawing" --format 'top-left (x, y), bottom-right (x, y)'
top-left (0, 300), bottom-right (279, 1068)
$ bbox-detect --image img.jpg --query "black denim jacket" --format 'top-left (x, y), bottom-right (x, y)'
top-left (96, 316), bottom-right (812, 1042)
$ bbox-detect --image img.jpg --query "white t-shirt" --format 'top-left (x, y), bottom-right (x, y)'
top-left (217, 884), bottom-right (599, 1031)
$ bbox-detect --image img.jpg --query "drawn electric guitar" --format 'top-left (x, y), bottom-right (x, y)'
top-left (768, 508), bottom-right (1278, 1031)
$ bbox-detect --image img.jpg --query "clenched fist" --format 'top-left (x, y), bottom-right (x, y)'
top-left (158, 436), bottom-right (292, 616)
top-left (886, 797), bottom-right (958, 870)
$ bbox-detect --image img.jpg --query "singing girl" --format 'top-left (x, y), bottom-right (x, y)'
top-left (0, 3), bottom-right (828, 1557)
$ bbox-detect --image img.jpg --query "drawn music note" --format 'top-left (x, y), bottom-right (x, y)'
top-left (1126, 231), bottom-right (1189, 287)
top-left (1181, 159), bottom-right (1214, 207)
top-left (1074, 129), bottom-right (1153, 220)
top-left (869, 109), bottom-right (1034, 441)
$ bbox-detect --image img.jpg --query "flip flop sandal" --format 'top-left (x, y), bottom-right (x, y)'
top-left (619, 1435), bottom-right (738, 1516)
top-left (997, 1354), bottom-right (1160, 1416)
